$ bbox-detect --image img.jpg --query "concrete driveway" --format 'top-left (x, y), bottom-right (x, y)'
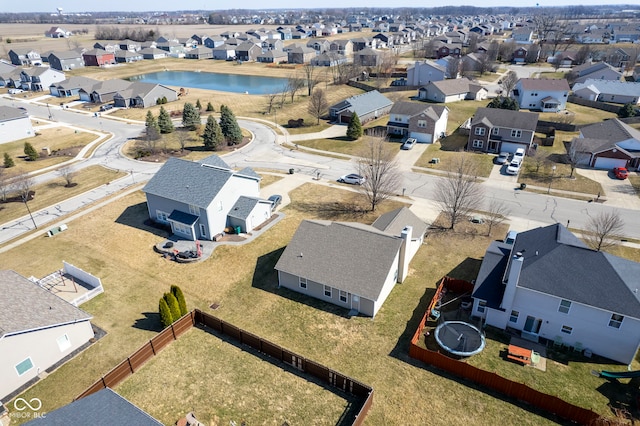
top-left (576, 168), bottom-right (640, 209)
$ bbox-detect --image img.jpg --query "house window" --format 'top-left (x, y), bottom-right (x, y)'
top-left (394, 115), bottom-right (403, 122)
top-left (492, 127), bottom-right (499, 135)
top-left (474, 127), bottom-right (486, 136)
top-left (339, 290), bottom-right (347, 303)
top-left (511, 130), bottom-right (522, 138)
top-left (15, 357), bottom-right (34, 376)
top-left (477, 300), bottom-right (486, 313)
top-left (472, 140), bottom-right (483, 148)
top-left (609, 313), bottom-right (624, 329)
top-left (324, 285), bottom-right (332, 298)
top-left (561, 325), bottom-right (573, 334)
top-left (509, 310), bottom-right (519, 323)
top-left (189, 204), bottom-right (199, 215)
top-left (558, 299), bottom-right (571, 314)
top-left (299, 277), bottom-right (307, 289)
top-left (156, 211), bottom-right (169, 223)
top-left (173, 222), bottom-right (190, 236)
top-left (57, 334), bottom-right (71, 352)
top-left (417, 120), bottom-right (427, 128)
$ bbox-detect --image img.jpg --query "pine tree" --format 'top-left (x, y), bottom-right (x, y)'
top-left (159, 297), bottom-right (173, 328)
top-left (195, 99), bottom-right (202, 110)
top-left (3, 152), bottom-right (15, 168)
top-left (202, 115), bottom-right (223, 150)
top-left (24, 142), bottom-right (38, 161)
top-left (206, 102), bottom-right (214, 112)
top-left (171, 285), bottom-right (188, 316)
top-left (157, 106), bottom-right (174, 134)
top-left (164, 292), bottom-right (181, 321)
top-left (346, 113), bottom-right (363, 140)
top-left (145, 110), bottom-right (160, 140)
top-left (219, 104), bottom-right (243, 145)
top-left (182, 102), bottom-right (201, 130)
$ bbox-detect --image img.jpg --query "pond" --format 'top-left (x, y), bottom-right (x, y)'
top-left (128, 70), bottom-right (288, 95)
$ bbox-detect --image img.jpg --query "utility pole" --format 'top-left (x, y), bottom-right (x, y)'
top-left (22, 192), bottom-right (37, 229)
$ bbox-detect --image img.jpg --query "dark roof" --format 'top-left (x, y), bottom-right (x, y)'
top-left (472, 241), bottom-right (512, 309)
top-left (0, 270), bottom-right (92, 338)
top-left (471, 107), bottom-right (538, 131)
top-left (24, 388), bottom-right (163, 426)
top-left (274, 220), bottom-right (403, 300)
top-left (0, 106), bottom-right (28, 122)
top-left (168, 210), bottom-right (199, 225)
top-left (228, 196), bottom-right (265, 220)
top-left (371, 207), bottom-right (428, 237)
top-left (580, 118), bottom-right (640, 144)
top-left (518, 78), bottom-right (570, 92)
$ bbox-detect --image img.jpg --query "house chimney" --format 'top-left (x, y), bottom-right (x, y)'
top-left (397, 226), bottom-right (413, 283)
top-left (500, 254), bottom-right (524, 312)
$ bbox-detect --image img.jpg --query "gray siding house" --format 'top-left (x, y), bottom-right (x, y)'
top-left (467, 107), bottom-right (539, 154)
top-left (48, 50), bottom-right (85, 71)
top-left (113, 82), bottom-right (178, 108)
top-left (329, 90), bottom-right (393, 124)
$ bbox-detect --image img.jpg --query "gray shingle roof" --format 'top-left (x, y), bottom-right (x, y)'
top-left (198, 154), bottom-right (230, 168)
top-left (371, 207), bottom-right (428, 237)
top-left (580, 118), bottom-right (640, 144)
top-left (518, 78), bottom-right (570, 92)
top-left (331, 90), bottom-right (392, 118)
top-left (24, 388), bottom-right (163, 426)
top-left (237, 167), bottom-right (261, 179)
top-left (228, 196), bottom-right (262, 220)
top-left (0, 270), bottom-right (92, 338)
top-left (573, 79), bottom-right (640, 97)
top-left (428, 78), bottom-right (484, 96)
top-left (274, 220), bottom-right (403, 301)
top-left (471, 241), bottom-right (512, 309)
top-left (471, 107), bottom-right (538, 131)
top-left (0, 106), bottom-right (27, 122)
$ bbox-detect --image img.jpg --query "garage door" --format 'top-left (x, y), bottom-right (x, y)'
top-left (410, 132), bottom-right (432, 143)
top-left (593, 157), bottom-right (627, 169)
top-left (500, 142), bottom-right (527, 154)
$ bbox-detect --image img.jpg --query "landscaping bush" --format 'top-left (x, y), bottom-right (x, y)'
top-left (287, 118), bottom-right (304, 128)
top-left (164, 292), bottom-right (181, 322)
top-left (171, 285), bottom-right (188, 316)
top-left (24, 142), bottom-right (38, 161)
top-left (159, 297), bottom-right (173, 328)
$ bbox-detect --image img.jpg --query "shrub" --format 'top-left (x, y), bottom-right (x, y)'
top-left (24, 142), bottom-right (38, 161)
top-left (164, 292), bottom-right (181, 321)
top-left (159, 297), bottom-right (173, 328)
top-left (346, 113), bottom-right (363, 140)
top-left (206, 102), bottom-right (214, 112)
top-left (171, 285), bottom-right (188, 316)
top-left (3, 152), bottom-right (15, 168)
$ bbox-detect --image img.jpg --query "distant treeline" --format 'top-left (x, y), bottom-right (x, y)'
top-left (94, 26), bottom-right (157, 42)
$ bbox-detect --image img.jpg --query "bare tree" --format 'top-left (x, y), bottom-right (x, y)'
top-left (357, 135), bottom-right (401, 212)
top-left (584, 210), bottom-right (624, 252)
top-left (307, 88), bottom-right (328, 125)
top-left (176, 128), bottom-right (189, 152)
top-left (58, 166), bottom-right (77, 187)
top-left (265, 92), bottom-right (278, 114)
top-left (566, 138), bottom-right (590, 178)
top-left (302, 64), bottom-right (318, 96)
top-left (533, 14), bottom-right (560, 58)
top-left (434, 156), bottom-right (484, 230)
top-left (14, 173), bottom-right (35, 202)
top-left (574, 45), bottom-right (592, 66)
top-left (0, 168), bottom-right (14, 202)
top-left (286, 74), bottom-right (305, 103)
top-left (446, 57), bottom-right (460, 79)
top-left (529, 148), bottom-right (548, 175)
top-left (476, 53), bottom-right (495, 75)
top-left (485, 199), bottom-right (511, 237)
top-left (500, 70), bottom-right (518, 96)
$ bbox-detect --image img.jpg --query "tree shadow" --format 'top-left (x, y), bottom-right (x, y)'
top-left (292, 200), bottom-right (369, 222)
top-left (251, 248), bottom-right (351, 319)
top-left (132, 312), bottom-right (163, 332)
top-left (596, 378), bottom-right (640, 422)
top-left (115, 202), bottom-right (171, 238)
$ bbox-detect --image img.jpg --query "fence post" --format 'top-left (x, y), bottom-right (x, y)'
top-left (150, 339), bottom-right (156, 355)
top-left (127, 357), bottom-right (134, 374)
top-left (170, 323), bottom-right (177, 339)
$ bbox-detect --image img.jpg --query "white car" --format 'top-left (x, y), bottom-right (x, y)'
top-left (8, 88), bottom-right (24, 95)
top-left (513, 147), bottom-right (526, 161)
top-left (495, 152), bottom-right (510, 165)
top-left (338, 174), bottom-right (366, 185)
top-left (401, 138), bottom-right (417, 150)
top-left (506, 160), bottom-right (522, 175)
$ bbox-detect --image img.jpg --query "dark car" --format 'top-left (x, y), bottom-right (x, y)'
top-left (268, 194), bottom-right (282, 211)
top-left (99, 104), bottom-right (114, 111)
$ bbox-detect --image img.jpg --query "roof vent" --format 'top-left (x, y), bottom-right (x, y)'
top-left (535, 251), bottom-right (538, 256)
top-left (299, 252), bottom-right (303, 258)
top-left (515, 251), bottom-right (523, 258)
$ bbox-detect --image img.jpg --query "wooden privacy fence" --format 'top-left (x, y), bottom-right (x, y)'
top-left (75, 309), bottom-right (373, 425)
top-left (410, 277), bottom-right (601, 425)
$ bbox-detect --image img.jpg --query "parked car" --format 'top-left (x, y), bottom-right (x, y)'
top-left (99, 104), bottom-right (114, 111)
top-left (613, 167), bottom-right (629, 180)
top-left (401, 137), bottom-right (417, 150)
top-left (513, 147), bottom-right (526, 161)
top-left (504, 230), bottom-right (518, 245)
top-left (267, 194), bottom-right (282, 211)
top-left (495, 152), bottom-right (510, 165)
top-left (337, 174), bottom-right (365, 185)
top-left (506, 160), bottom-right (522, 175)
top-left (8, 88), bottom-right (24, 95)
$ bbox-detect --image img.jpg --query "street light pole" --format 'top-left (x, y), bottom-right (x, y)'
top-left (22, 193), bottom-right (37, 229)
top-left (547, 165), bottom-right (557, 194)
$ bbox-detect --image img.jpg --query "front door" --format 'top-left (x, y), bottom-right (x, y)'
top-left (522, 315), bottom-right (542, 342)
top-left (351, 295), bottom-right (360, 312)
top-left (489, 141), bottom-right (498, 152)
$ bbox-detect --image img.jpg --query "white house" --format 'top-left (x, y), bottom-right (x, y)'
top-left (572, 79), bottom-right (640, 105)
top-left (406, 60), bottom-right (447, 86)
top-left (512, 78), bottom-right (570, 112)
top-left (275, 208), bottom-right (427, 318)
top-left (387, 101), bottom-right (448, 143)
top-left (418, 78), bottom-right (487, 103)
top-left (0, 270), bottom-right (94, 401)
top-left (143, 155), bottom-right (272, 240)
top-left (471, 224), bottom-right (640, 365)
top-left (0, 106), bottom-right (34, 145)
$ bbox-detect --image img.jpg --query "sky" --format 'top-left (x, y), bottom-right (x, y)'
top-left (5, 1), bottom-right (639, 14)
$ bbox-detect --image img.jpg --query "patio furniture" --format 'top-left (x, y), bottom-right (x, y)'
top-left (508, 344), bottom-right (532, 365)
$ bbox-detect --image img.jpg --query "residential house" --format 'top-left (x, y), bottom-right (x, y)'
top-left (235, 42), bottom-right (261, 62)
top-left (204, 36), bottom-right (226, 48)
top-left (0, 106), bottom-right (35, 145)
top-left (387, 101), bottom-right (448, 143)
top-left (185, 47), bottom-right (213, 60)
top-left (634, 65), bottom-right (640, 82)
top-left (82, 49), bottom-right (116, 67)
top-left (570, 62), bottom-right (623, 85)
top-left (275, 207), bottom-right (427, 317)
top-left (25, 388), bottom-right (163, 426)
top-left (18, 67), bottom-right (65, 92)
top-left (0, 270), bottom-right (93, 401)
top-left (212, 44), bottom-right (236, 60)
top-left (118, 39), bottom-right (142, 52)
top-left (140, 47), bottom-right (167, 60)
top-left (115, 50), bottom-right (143, 63)
top-left (79, 79), bottom-right (132, 103)
top-left (190, 34), bottom-right (208, 45)
top-left (433, 41), bottom-right (462, 59)
top-left (511, 27), bottom-right (534, 43)
top-left (310, 52), bottom-right (348, 67)
top-left (143, 155), bottom-right (271, 240)
top-left (329, 90), bottom-right (393, 124)
top-left (467, 107), bottom-right (539, 154)
top-left (8, 49), bottom-right (42, 66)
top-left (49, 76), bottom-right (99, 97)
top-left (287, 45), bottom-right (316, 64)
top-left (93, 42), bottom-right (119, 53)
top-left (113, 82), bottom-right (178, 108)
top-left (461, 52), bottom-right (489, 73)
top-left (512, 46), bottom-right (530, 64)
top-left (48, 50), bottom-right (85, 71)
top-left (155, 41), bottom-right (186, 58)
top-left (571, 118), bottom-right (640, 169)
top-left (471, 223), bottom-right (640, 365)
top-left (373, 33), bottom-right (394, 48)
top-left (0, 61), bottom-right (19, 87)
top-left (407, 61), bottom-right (447, 86)
top-left (512, 78), bottom-right (570, 112)
top-left (418, 78), bottom-right (488, 103)
top-left (277, 27), bottom-right (293, 40)
top-left (350, 37), bottom-right (373, 52)
top-left (256, 50), bottom-right (288, 64)
top-left (329, 39), bottom-right (354, 57)
top-left (353, 48), bottom-right (381, 67)
top-left (572, 79), bottom-right (640, 105)
top-left (261, 39), bottom-right (284, 51)
top-left (44, 26), bottom-right (71, 38)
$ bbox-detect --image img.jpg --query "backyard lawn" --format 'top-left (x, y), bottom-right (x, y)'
top-left (413, 133), bottom-right (495, 178)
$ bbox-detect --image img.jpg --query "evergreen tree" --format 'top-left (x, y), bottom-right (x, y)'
top-left (145, 110), bottom-right (160, 140)
top-left (159, 297), bottom-right (173, 328)
top-left (618, 103), bottom-right (637, 118)
top-left (164, 292), bottom-right (181, 321)
top-left (346, 113), bottom-right (363, 140)
top-left (219, 104), bottom-right (243, 145)
top-left (206, 102), bottom-right (214, 112)
top-left (195, 99), bottom-right (202, 110)
top-left (171, 285), bottom-right (188, 316)
top-left (182, 102), bottom-right (201, 130)
top-left (157, 106), bottom-right (174, 134)
top-left (487, 96), bottom-right (519, 110)
top-left (202, 115), bottom-right (223, 150)
top-left (24, 142), bottom-right (38, 161)
top-left (3, 152), bottom-right (15, 168)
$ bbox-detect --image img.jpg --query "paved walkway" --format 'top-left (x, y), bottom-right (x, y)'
top-left (288, 124), bottom-right (347, 142)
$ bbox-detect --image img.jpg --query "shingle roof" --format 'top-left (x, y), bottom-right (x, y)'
top-left (471, 107), bottom-right (538, 131)
top-left (580, 118), bottom-right (640, 144)
top-left (518, 78), bottom-right (570, 92)
top-left (25, 388), bottom-right (163, 426)
top-left (371, 207), bottom-right (428, 237)
top-left (49, 50), bottom-right (83, 60)
top-left (274, 220), bottom-right (403, 301)
top-left (0, 106), bottom-right (28, 122)
top-left (429, 78), bottom-right (484, 96)
top-left (573, 79), bottom-right (640, 97)
top-left (471, 241), bottom-right (512, 309)
top-left (331, 90), bottom-right (392, 117)
top-left (0, 270), bottom-right (92, 338)
top-left (228, 196), bottom-right (262, 220)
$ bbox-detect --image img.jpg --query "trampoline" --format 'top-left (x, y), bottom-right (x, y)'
top-left (434, 321), bottom-right (486, 357)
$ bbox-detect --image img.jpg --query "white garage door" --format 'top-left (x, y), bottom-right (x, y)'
top-left (410, 131), bottom-right (432, 143)
top-left (500, 142), bottom-right (527, 154)
top-left (594, 157), bottom-right (627, 170)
